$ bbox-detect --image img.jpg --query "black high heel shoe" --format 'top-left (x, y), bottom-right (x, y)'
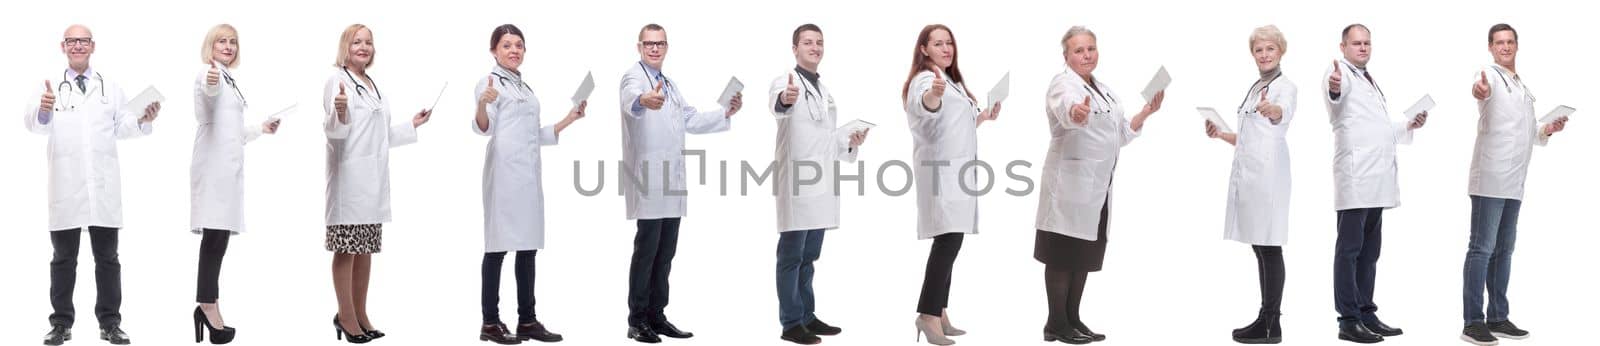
top-left (363, 327), bottom-right (386, 340)
top-left (193, 306), bottom-right (236, 344)
top-left (333, 315), bottom-right (373, 344)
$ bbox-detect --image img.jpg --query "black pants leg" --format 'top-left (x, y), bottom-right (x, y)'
top-left (646, 218), bottom-right (681, 324)
top-left (1066, 270), bottom-right (1087, 326)
top-left (48, 229), bottom-right (82, 327)
top-left (1253, 245), bottom-right (1285, 315)
top-left (514, 250), bottom-right (537, 324)
top-left (629, 218), bottom-right (681, 325)
top-left (482, 251), bottom-right (507, 324)
top-left (917, 233), bottom-right (964, 316)
top-left (1043, 265), bottom-right (1074, 330)
top-left (196, 229), bottom-right (231, 304)
top-left (88, 226), bottom-right (122, 328)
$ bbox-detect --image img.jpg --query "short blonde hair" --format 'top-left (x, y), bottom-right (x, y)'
top-left (333, 24), bottom-right (373, 68)
top-left (1060, 26), bottom-right (1096, 51)
top-left (1249, 25), bottom-right (1288, 56)
top-left (200, 24), bottom-right (239, 68)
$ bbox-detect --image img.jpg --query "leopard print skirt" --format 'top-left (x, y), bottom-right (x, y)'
top-left (325, 224), bottom-right (382, 254)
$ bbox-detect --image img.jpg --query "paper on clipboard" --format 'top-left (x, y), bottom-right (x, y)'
top-left (124, 86), bottom-right (164, 112)
top-left (1540, 105), bottom-right (1575, 124)
top-left (839, 119), bottom-right (876, 134)
top-left (1403, 94), bottom-right (1434, 123)
top-left (572, 71), bottom-right (595, 105)
top-left (987, 72), bottom-right (1010, 108)
top-left (427, 82), bottom-right (448, 111)
top-left (717, 76), bottom-right (744, 109)
top-left (1141, 66), bottom-right (1171, 103)
top-left (1196, 107), bottom-right (1233, 133)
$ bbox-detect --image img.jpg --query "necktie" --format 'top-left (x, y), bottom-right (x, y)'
top-left (75, 75), bottom-right (87, 93)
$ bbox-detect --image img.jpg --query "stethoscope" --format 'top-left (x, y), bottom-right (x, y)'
top-left (1488, 65), bottom-right (1535, 103)
top-left (1081, 77), bottom-right (1117, 117)
top-left (218, 67), bottom-right (248, 108)
top-left (55, 70), bottom-right (107, 112)
top-left (638, 61), bottom-right (672, 98)
top-left (490, 71), bottom-right (533, 102)
top-left (1339, 61), bottom-right (1385, 100)
top-left (342, 65), bottom-right (382, 102)
top-left (792, 68), bottom-right (831, 118)
top-left (1236, 72), bottom-right (1283, 115)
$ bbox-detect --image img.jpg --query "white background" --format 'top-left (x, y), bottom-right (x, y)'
top-left (0, 0), bottom-right (1594, 345)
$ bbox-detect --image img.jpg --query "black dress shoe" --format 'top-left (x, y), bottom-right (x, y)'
top-left (805, 318), bottom-right (841, 336)
top-left (627, 324), bottom-right (661, 344)
top-left (1361, 317), bottom-right (1402, 337)
top-left (100, 325), bottom-right (132, 345)
top-left (781, 325), bottom-right (821, 345)
top-left (516, 321), bottom-right (563, 342)
top-left (43, 325), bottom-right (71, 346)
top-left (649, 321), bottom-right (694, 339)
top-left (481, 323), bottom-right (521, 345)
top-left (1044, 326), bottom-right (1092, 345)
top-left (1337, 320), bottom-right (1383, 344)
top-left (1072, 321), bottom-right (1106, 342)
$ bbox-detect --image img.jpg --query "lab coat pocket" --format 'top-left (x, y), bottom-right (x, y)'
top-left (1058, 158), bottom-right (1107, 204)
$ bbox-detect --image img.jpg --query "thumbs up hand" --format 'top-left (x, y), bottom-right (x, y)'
top-left (781, 74), bottom-right (799, 107)
top-left (640, 79), bottom-right (667, 110)
top-left (1329, 60), bottom-right (1344, 97)
top-left (1256, 88), bottom-right (1281, 122)
top-left (1069, 95), bottom-right (1091, 125)
top-left (1472, 71), bottom-right (1491, 100)
top-left (479, 76), bottom-right (500, 105)
top-left (206, 62), bottom-right (221, 87)
top-left (334, 83), bottom-right (349, 122)
top-left (40, 80), bottom-right (55, 113)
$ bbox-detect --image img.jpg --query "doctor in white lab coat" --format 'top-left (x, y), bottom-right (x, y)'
top-left (470, 24), bottom-right (585, 344)
top-left (1458, 23), bottom-right (1566, 343)
top-left (1035, 26), bottom-right (1163, 344)
top-left (767, 24), bottom-right (867, 345)
top-left (1202, 25), bottom-right (1295, 344)
top-left (189, 24), bottom-right (278, 340)
top-left (321, 24), bottom-right (433, 341)
top-left (1322, 24), bottom-right (1425, 343)
top-left (27, 24), bottom-right (160, 345)
top-left (902, 24), bottom-right (1001, 345)
top-left (618, 23), bottom-right (742, 343)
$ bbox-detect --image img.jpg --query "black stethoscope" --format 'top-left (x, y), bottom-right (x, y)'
top-left (793, 67), bottom-right (830, 118)
top-left (490, 71), bottom-right (533, 101)
top-left (637, 61), bottom-right (671, 97)
top-left (342, 65), bottom-right (381, 101)
top-left (56, 70), bottom-right (107, 111)
top-left (1488, 65), bottom-right (1535, 103)
top-left (219, 67), bottom-right (248, 108)
top-left (1081, 77), bottom-right (1117, 116)
top-left (1237, 72), bottom-right (1283, 115)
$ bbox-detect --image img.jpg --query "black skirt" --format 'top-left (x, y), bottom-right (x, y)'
top-left (1034, 201), bottom-right (1110, 272)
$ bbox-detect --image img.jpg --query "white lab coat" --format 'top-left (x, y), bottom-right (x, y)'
top-left (1470, 65), bottom-right (1552, 201)
top-left (617, 62), bottom-right (732, 220)
top-left (191, 64), bottom-right (265, 234)
top-left (1323, 59), bottom-right (1414, 211)
top-left (23, 69), bottom-right (153, 231)
top-left (475, 66), bottom-right (560, 252)
top-left (322, 67), bottom-right (418, 226)
top-left (1223, 75), bottom-right (1296, 246)
top-left (905, 70), bottom-right (980, 240)
top-left (1035, 70), bottom-right (1138, 242)
top-left (768, 68), bottom-right (858, 232)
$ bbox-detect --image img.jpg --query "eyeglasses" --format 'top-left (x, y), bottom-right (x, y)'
top-left (63, 37), bottom-right (94, 47)
top-left (640, 40), bottom-right (668, 49)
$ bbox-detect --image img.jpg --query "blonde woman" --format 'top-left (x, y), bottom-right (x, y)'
top-left (322, 24), bottom-right (432, 344)
top-left (190, 23), bottom-right (278, 344)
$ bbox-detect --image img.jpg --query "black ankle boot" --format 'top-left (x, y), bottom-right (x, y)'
top-left (1232, 313), bottom-right (1281, 344)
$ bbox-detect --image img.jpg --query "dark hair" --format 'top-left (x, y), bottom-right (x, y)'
top-left (792, 24), bottom-right (822, 46)
top-left (490, 24), bottom-right (522, 50)
top-left (1488, 23), bottom-right (1518, 43)
top-left (638, 23), bottom-right (665, 41)
top-left (901, 24), bottom-right (972, 103)
top-left (1340, 24), bottom-right (1369, 42)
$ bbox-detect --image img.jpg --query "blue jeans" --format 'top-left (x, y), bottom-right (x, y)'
top-left (1463, 196), bottom-right (1521, 324)
top-left (1333, 208), bottom-right (1383, 321)
top-left (776, 229), bottom-right (825, 329)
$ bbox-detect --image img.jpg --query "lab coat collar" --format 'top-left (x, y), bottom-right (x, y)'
top-left (66, 66), bottom-right (94, 81)
top-left (793, 65), bottom-right (820, 86)
top-left (493, 64), bottom-right (523, 83)
top-left (638, 60), bottom-right (665, 81)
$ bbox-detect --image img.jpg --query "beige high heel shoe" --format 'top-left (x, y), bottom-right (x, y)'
top-left (942, 309), bottom-right (967, 336)
top-left (915, 314), bottom-right (956, 345)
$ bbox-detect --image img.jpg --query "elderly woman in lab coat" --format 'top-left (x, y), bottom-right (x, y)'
top-left (1202, 25), bottom-right (1295, 344)
top-left (902, 24), bottom-right (1001, 346)
top-left (767, 24), bottom-right (868, 345)
top-left (322, 23), bottom-right (432, 344)
top-left (470, 24), bottom-right (585, 345)
top-left (1036, 25), bottom-right (1164, 344)
top-left (189, 23), bottom-right (278, 344)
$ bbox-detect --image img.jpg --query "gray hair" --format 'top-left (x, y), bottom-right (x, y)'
top-left (1249, 25), bottom-right (1287, 56)
top-left (1060, 26), bottom-right (1096, 51)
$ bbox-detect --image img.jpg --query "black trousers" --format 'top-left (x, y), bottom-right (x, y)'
top-left (1333, 208), bottom-right (1384, 321)
top-left (196, 229), bottom-right (232, 304)
top-left (49, 226), bottom-right (122, 328)
top-left (1044, 264), bottom-right (1088, 331)
top-left (483, 250), bottom-right (537, 325)
top-left (1252, 245), bottom-right (1285, 315)
top-left (628, 218), bottom-right (681, 325)
top-left (917, 233), bottom-right (964, 316)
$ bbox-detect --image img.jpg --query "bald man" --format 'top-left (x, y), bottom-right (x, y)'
top-left (28, 24), bottom-right (160, 346)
